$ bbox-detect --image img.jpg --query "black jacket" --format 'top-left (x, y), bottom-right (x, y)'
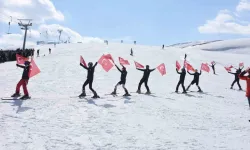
top-left (80, 62), bottom-right (98, 80)
top-left (188, 71), bottom-right (201, 82)
top-left (137, 68), bottom-right (155, 80)
top-left (17, 64), bottom-right (30, 80)
top-left (229, 70), bottom-right (241, 80)
top-left (176, 68), bottom-right (186, 82)
top-left (115, 65), bottom-right (127, 82)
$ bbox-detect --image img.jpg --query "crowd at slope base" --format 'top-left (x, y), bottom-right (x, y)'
top-left (0, 48), bottom-right (35, 63)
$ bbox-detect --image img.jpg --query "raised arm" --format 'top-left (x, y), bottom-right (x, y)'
top-left (176, 68), bottom-right (181, 74)
top-left (93, 62), bottom-right (98, 68)
top-left (16, 64), bottom-right (25, 68)
top-left (115, 64), bottom-right (121, 72)
top-left (199, 70), bottom-right (202, 75)
top-left (136, 68), bottom-right (144, 71)
top-left (80, 63), bottom-right (88, 70)
top-left (150, 68), bottom-right (156, 72)
top-left (188, 71), bottom-right (194, 75)
top-left (239, 70), bottom-right (248, 80)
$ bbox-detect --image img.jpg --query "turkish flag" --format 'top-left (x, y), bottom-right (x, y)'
top-left (119, 57), bottom-right (130, 65)
top-left (16, 54), bottom-right (27, 65)
top-left (98, 55), bottom-right (114, 72)
top-left (224, 65), bottom-right (233, 72)
top-left (176, 61), bottom-right (181, 71)
top-left (80, 56), bottom-right (87, 67)
top-left (29, 59), bottom-right (41, 78)
top-left (201, 63), bottom-right (210, 73)
top-left (157, 63), bottom-right (166, 76)
top-left (134, 61), bottom-right (144, 69)
top-left (239, 62), bottom-right (244, 67)
top-left (103, 54), bottom-right (114, 62)
top-left (184, 61), bottom-right (195, 72)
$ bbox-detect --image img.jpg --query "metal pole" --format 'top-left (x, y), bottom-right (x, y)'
top-left (23, 26), bottom-right (28, 50)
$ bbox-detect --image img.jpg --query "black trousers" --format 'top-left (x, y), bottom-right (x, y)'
top-left (231, 79), bottom-right (241, 89)
top-left (82, 79), bottom-right (96, 94)
top-left (138, 79), bottom-right (149, 92)
top-left (176, 80), bottom-right (185, 92)
top-left (248, 97), bottom-right (250, 107)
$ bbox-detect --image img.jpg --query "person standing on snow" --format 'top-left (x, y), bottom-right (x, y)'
top-left (130, 48), bottom-right (133, 56)
top-left (176, 68), bottom-right (187, 93)
top-left (11, 61), bottom-right (31, 99)
top-left (37, 49), bottom-right (40, 57)
top-left (186, 69), bottom-right (202, 92)
top-left (136, 65), bottom-right (156, 94)
top-left (228, 69), bottom-right (242, 90)
top-left (209, 62), bottom-right (216, 75)
top-left (79, 62), bottom-right (99, 98)
top-left (49, 48), bottom-right (51, 54)
top-left (239, 68), bottom-right (250, 108)
top-left (111, 64), bottom-right (130, 96)
top-left (162, 44), bottom-right (165, 49)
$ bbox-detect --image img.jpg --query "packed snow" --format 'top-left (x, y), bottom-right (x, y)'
top-left (186, 38), bottom-right (250, 54)
top-left (0, 41), bottom-right (250, 150)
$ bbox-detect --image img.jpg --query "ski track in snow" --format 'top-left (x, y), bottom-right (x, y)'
top-left (0, 42), bottom-right (250, 150)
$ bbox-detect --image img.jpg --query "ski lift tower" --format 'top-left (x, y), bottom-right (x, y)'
top-left (57, 29), bottom-right (63, 43)
top-left (18, 19), bottom-right (32, 50)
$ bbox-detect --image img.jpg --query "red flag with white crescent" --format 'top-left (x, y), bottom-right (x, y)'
top-left (98, 55), bottom-right (114, 72)
top-left (157, 63), bottom-right (166, 76)
top-left (134, 61), bottom-right (144, 69)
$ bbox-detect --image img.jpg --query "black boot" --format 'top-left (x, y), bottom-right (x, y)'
top-left (11, 93), bottom-right (21, 97)
top-left (92, 92), bottom-right (100, 99)
top-left (198, 86), bottom-right (203, 92)
top-left (123, 89), bottom-right (131, 96)
top-left (79, 90), bottom-right (86, 98)
top-left (20, 95), bottom-right (31, 100)
top-left (111, 89), bottom-right (117, 95)
top-left (145, 90), bottom-right (151, 95)
top-left (136, 89), bottom-right (141, 94)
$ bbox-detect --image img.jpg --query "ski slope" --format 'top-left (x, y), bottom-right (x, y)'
top-left (186, 38), bottom-right (250, 54)
top-left (0, 41), bottom-right (250, 150)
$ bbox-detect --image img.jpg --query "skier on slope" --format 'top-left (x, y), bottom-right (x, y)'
top-left (136, 65), bottom-right (156, 94)
top-left (175, 68), bottom-right (187, 93)
top-left (79, 62), bottom-right (100, 98)
top-left (209, 62), bottom-right (216, 75)
top-left (37, 49), bottom-right (40, 57)
top-left (111, 64), bottom-right (131, 96)
top-left (228, 69), bottom-right (242, 90)
top-left (11, 60), bottom-right (31, 99)
top-left (186, 69), bottom-right (203, 92)
top-left (49, 48), bottom-right (51, 54)
top-left (130, 48), bottom-right (133, 56)
top-left (239, 68), bottom-right (250, 108)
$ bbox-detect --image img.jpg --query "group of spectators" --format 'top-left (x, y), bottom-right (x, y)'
top-left (0, 48), bottom-right (35, 63)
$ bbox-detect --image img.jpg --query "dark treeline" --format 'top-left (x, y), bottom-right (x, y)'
top-left (0, 48), bottom-right (35, 63)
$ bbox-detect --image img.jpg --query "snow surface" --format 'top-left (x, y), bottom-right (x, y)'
top-left (166, 40), bottom-right (222, 49)
top-left (0, 41), bottom-right (250, 150)
top-left (186, 38), bottom-right (250, 54)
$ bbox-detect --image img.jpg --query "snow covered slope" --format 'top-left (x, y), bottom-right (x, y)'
top-left (166, 40), bottom-right (222, 49)
top-left (185, 38), bottom-right (250, 54)
top-left (0, 42), bottom-right (250, 150)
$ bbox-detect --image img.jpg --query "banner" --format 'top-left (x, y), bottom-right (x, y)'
top-left (201, 63), bottom-right (210, 73)
top-left (134, 61), bottom-right (144, 69)
top-left (119, 57), bottom-right (130, 65)
top-left (29, 59), bottom-right (41, 78)
top-left (98, 55), bottom-right (114, 72)
top-left (80, 56), bottom-right (87, 67)
top-left (157, 63), bottom-right (166, 76)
